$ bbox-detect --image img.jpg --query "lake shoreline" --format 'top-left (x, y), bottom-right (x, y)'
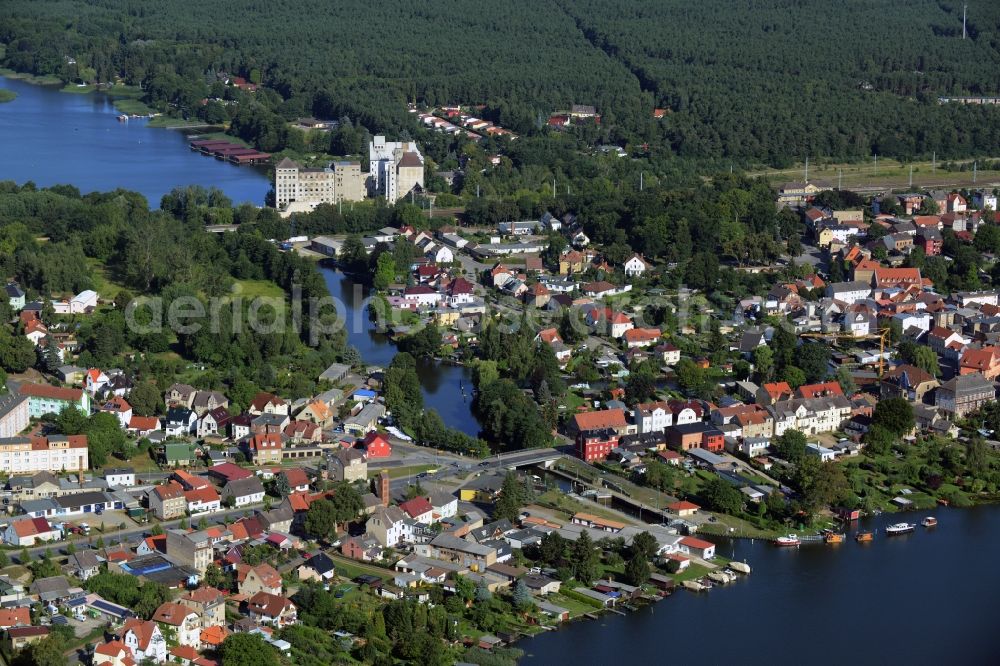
top-left (0, 74), bottom-right (270, 204)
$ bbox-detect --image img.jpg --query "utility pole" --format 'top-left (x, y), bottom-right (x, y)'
top-left (933, 151), bottom-right (937, 173)
top-left (974, 160), bottom-right (978, 183)
top-left (838, 169), bottom-right (843, 190)
top-left (640, 171), bottom-right (644, 191)
top-left (874, 153), bottom-right (878, 176)
top-left (963, 3), bottom-right (968, 40)
top-left (552, 179), bottom-right (556, 198)
top-left (805, 156), bottom-right (809, 183)
top-left (909, 165), bottom-right (913, 188)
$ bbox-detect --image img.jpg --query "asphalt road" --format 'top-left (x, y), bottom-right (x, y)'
top-left (16, 502), bottom-right (266, 563)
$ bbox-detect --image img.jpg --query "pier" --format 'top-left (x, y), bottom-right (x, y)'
top-left (189, 138), bottom-right (271, 164)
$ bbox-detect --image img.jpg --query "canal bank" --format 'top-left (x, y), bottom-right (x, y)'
top-left (0, 75), bottom-right (270, 205)
top-left (519, 504), bottom-right (1000, 666)
top-left (319, 265), bottom-right (483, 439)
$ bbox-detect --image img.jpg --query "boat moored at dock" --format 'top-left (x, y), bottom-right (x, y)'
top-left (681, 580), bottom-right (708, 593)
top-left (774, 535), bottom-right (801, 547)
top-left (728, 561), bottom-right (751, 575)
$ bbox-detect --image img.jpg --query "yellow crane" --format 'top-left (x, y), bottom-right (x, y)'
top-left (799, 327), bottom-right (893, 377)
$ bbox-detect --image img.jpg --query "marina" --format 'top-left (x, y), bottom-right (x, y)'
top-left (521, 506), bottom-right (999, 665)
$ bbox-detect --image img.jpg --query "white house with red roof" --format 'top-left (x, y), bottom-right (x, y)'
top-left (444, 277), bottom-right (475, 306)
top-left (93, 640), bottom-right (134, 666)
top-left (248, 392), bottom-right (288, 417)
top-left (4, 516), bottom-right (59, 546)
top-left (184, 486), bottom-right (221, 514)
top-left (623, 327), bottom-right (662, 348)
top-left (678, 536), bottom-right (716, 559)
top-left (398, 496), bottom-right (435, 524)
top-left (99, 396), bottom-right (132, 429)
top-left (585, 307), bottom-right (634, 338)
top-left (85, 369), bottom-right (110, 395)
top-left (151, 602), bottom-right (201, 647)
top-left (23, 319), bottom-right (48, 345)
top-left (402, 285), bottom-right (442, 307)
top-left (127, 415), bottom-right (160, 437)
top-left (245, 592), bottom-right (297, 627)
top-left (279, 468), bottom-right (310, 494)
top-left (122, 619), bottom-right (167, 664)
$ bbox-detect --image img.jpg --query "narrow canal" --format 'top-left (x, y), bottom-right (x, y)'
top-left (319, 266), bottom-right (482, 438)
top-left (520, 504), bottom-right (1000, 666)
top-left (0, 75), bottom-right (270, 205)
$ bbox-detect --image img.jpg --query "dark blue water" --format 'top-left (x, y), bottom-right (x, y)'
top-left (522, 506), bottom-right (999, 665)
top-left (320, 266), bottom-right (481, 438)
top-left (0, 76), bottom-right (270, 205)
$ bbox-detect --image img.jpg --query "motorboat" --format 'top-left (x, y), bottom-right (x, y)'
top-left (922, 517), bottom-right (938, 528)
top-left (885, 522), bottom-right (915, 535)
top-left (774, 535), bottom-right (800, 547)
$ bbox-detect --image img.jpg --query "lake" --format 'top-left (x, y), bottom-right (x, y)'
top-left (320, 266), bottom-right (482, 438)
top-left (0, 74), bottom-right (480, 437)
top-left (0, 76), bottom-right (271, 205)
top-left (521, 506), bottom-right (999, 666)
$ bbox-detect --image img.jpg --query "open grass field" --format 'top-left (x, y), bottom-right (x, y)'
top-left (113, 98), bottom-right (154, 115)
top-left (751, 157), bottom-right (1000, 192)
top-left (147, 116), bottom-right (213, 129)
top-left (230, 279), bottom-right (285, 300)
top-left (86, 259), bottom-right (129, 301)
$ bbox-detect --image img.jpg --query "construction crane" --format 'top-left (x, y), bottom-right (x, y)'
top-left (800, 327), bottom-right (893, 378)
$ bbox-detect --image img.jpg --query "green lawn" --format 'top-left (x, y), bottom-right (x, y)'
top-left (533, 489), bottom-right (633, 525)
top-left (86, 258), bottom-right (129, 301)
top-left (231, 279), bottom-right (285, 299)
top-left (102, 449), bottom-right (160, 473)
top-left (670, 563), bottom-right (710, 583)
top-left (369, 464), bottom-right (437, 480)
top-left (559, 391), bottom-right (586, 413)
top-left (113, 98), bottom-right (154, 115)
top-left (546, 592), bottom-right (597, 618)
top-left (328, 553), bottom-right (393, 581)
top-left (187, 130), bottom-right (249, 146)
top-left (147, 116), bottom-right (212, 128)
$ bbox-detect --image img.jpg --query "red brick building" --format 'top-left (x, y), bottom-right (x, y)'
top-left (576, 428), bottom-right (620, 463)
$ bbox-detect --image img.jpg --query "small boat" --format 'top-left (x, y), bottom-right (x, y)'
top-left (885, 522), bottom-right (915, 535)
top-left (681, 580), bottom-right (707, 593)
top-left (774, 535), bottom-right (800, 547)
top-left (824, 532), bottom-right (845, 544)
top-left (855, 531), bottom-right (874, 543)
top-left (728, 561), bottom-right (751, 575)
top-left (707, 570), bottom-right (734, 585)
top-left (922, 517), bottom-right (938, 528)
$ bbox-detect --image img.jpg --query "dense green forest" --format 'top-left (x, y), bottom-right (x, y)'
top-left (3, 1), bottom-right (1000, 166)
